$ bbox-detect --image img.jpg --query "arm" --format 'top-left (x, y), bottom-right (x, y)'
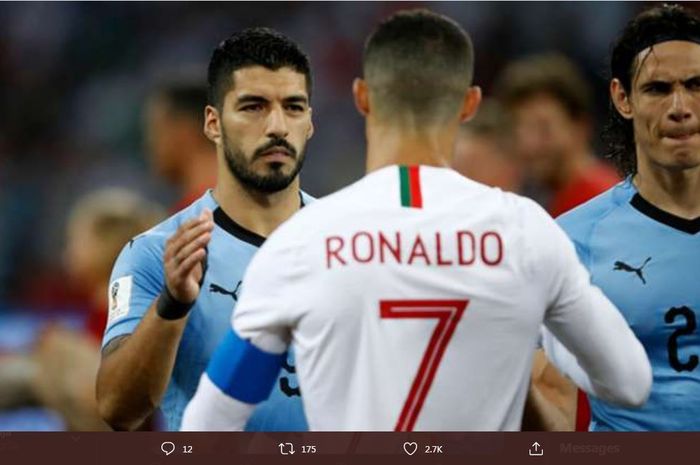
top-left (181, 222), bottom-right (303, 431)
top-left (521, 350), bottom-right (576, 431)
top-left (96, 210), bottom-right (213, 431)
top-left (96, 306), bottom-right (190, 430)
top-left (533, 210), bottom-right (651, 407)
top-left (181, 330), bottom-right (284, 431)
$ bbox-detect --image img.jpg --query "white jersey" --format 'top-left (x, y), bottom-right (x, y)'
top-left (182, 165), bottom-right (651, 431)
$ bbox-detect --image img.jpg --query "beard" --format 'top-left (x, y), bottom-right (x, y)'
top-left (222, 132), bottom-right (307, 193)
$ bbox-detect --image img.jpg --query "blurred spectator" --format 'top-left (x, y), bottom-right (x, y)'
top-left (496, 53), bottom-right (622, 431)
top-left (452, 99), bottom-right (522, 192)
top-left (145, 80), bottom-right (217, 211)
top-left (0, 188), bottom-right (164, 430)
top-left (495, 53), bottom-right (620, 217)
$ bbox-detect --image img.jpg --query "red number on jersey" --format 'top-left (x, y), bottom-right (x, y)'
top-left (380, 299), bottom-right (469, 432)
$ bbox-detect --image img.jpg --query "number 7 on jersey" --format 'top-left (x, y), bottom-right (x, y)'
top-left (380, 299), bottom-right (469, 432)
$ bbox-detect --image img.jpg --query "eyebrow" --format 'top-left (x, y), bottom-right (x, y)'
top-left (639, 75), bottom-right (700, 86)
top-left (235, 94), bottom-right (309, 105)
top-left (235, 95), bottom-right (269, 105)
top-left (283, 95), bottom-right (309, 104)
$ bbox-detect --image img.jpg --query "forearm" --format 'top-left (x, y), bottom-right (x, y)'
top-left (522, 380), bottom-right (575, 431)
top-left (181, 374), bottom-right (254, 431)
top-left (96, 300), bottom-right (189, 430)
top-left (522, 350), bottom-right (576, 431)
top-left (547, 286), bottom-right (652, 407)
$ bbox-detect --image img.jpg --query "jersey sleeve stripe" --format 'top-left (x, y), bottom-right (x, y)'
top-left (206, 329), bottom-right (285, 404)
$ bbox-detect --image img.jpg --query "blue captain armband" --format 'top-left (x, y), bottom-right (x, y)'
top-left (206, 330), bottom-right (286, 404)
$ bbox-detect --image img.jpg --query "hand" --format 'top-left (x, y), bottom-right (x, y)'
top-left (163, 209), bottom-right (214, 304)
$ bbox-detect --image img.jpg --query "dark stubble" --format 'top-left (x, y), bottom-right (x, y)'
top-left (222, 131), bottom-right (307, 193)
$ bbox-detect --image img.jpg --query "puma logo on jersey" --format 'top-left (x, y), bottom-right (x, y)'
top-left (280, 360), bottom-right (301, 397)
top-left (209, 281), bottom-right (242, 301)
top-left (613, 257), bottom-right (651, 284)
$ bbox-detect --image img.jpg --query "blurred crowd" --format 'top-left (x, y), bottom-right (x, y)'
top-left (0, 1), bottom-right (682, 430)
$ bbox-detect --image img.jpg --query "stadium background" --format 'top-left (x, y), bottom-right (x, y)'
top-left (0, 1), bottom-right (678, 430)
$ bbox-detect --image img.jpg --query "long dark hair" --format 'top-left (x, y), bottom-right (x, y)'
top-left (604, 4), bottom-right (700, 176)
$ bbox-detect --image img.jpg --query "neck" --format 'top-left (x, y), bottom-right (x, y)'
top-left (633, 156), bottom-right (700, 219)
top-left (365, 120), bottom-right (456, 173)
top-left (181, 147), bottom-right (217, 197)
top-left (213, 162), bottom-right (302, 238)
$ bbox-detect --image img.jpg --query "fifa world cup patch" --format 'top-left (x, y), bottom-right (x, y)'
top-left (108, 276), bottom-right (133, 325)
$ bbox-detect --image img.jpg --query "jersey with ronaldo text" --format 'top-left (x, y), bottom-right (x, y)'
top-left (182, 166), bottom-right (651, 431)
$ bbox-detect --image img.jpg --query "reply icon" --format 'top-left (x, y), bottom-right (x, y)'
top-left (161, 441), bottom-right (176, 456)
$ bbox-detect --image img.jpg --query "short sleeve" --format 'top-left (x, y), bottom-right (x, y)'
top-left (102, 235), bottom-right (165, 348)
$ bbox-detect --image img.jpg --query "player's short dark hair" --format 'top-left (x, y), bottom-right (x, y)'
top-left (494, 53), bottom-right (592, 120)
top-left (207, 27), bottom-right (312, 109)
top-left (363, 9), bottom-right (474, 124)
top-left (605, 4), bottom-right (700, 176)
top-left (151, 80), bottom-right (208, 127)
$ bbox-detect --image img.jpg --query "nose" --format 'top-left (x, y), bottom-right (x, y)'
top-left (265, 105), bottom-right (289, 139)
top-left (668, 88), bottom-right (693, 123)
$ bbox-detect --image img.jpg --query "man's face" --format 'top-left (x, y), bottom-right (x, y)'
top-left (626, 40), bottom-right (700, 172)
top-left (511, 93), bottom-right (584, 186)
top-left (217, 66), bottom-right (313, 193)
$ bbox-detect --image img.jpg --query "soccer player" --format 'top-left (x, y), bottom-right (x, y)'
top-left (181, 10), bottom-right (651, 432)
top-left (96, 28), bottom-right (314, 431)
top-left (541, 4), bottom-right (700, 431)
top-left (144, 80), bottom-right (218, 212)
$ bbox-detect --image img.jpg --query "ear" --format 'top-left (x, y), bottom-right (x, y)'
top-left (203, 105), bottom-right (222, 144)
top-left (459, 86), bottom-right (482, 123)
top-left (610, 78), bottom-right (633, 120)
top-left (353, 78), bottom-right (370, 116)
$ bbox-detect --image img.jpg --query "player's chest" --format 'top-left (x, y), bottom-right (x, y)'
top-left (184, 240), bottom-right (258, 352)
top-left (588, 228), bottom-right (700, 369)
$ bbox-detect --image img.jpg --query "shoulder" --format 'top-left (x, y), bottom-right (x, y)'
top-left (113, 192), bottom-right (217, 273)
top-left (556, 180), bottom-right (630, 243)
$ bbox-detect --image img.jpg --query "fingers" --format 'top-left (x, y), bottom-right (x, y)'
top-left (173, 230), bottom-right (211, 267)
top-left (163, 209), bottom-right (214, 302)
top-left (172, 248), bottom-right (207, 281)
top-left (165, 211), bottom-right (214, 262)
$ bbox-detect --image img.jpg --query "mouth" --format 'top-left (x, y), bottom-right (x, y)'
top-left (258, 146), bottom-right (294, 162)
top-left (661, 130), bottom-right (699, 141)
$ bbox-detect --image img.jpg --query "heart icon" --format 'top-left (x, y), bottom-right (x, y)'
top-left (403, 441), bottom-right (418, 456)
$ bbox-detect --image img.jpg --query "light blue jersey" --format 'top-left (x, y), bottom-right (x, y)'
top-left (557, 178), bottom-right (700, 431)
top-left (103, 190), bottom-right (310, 431)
